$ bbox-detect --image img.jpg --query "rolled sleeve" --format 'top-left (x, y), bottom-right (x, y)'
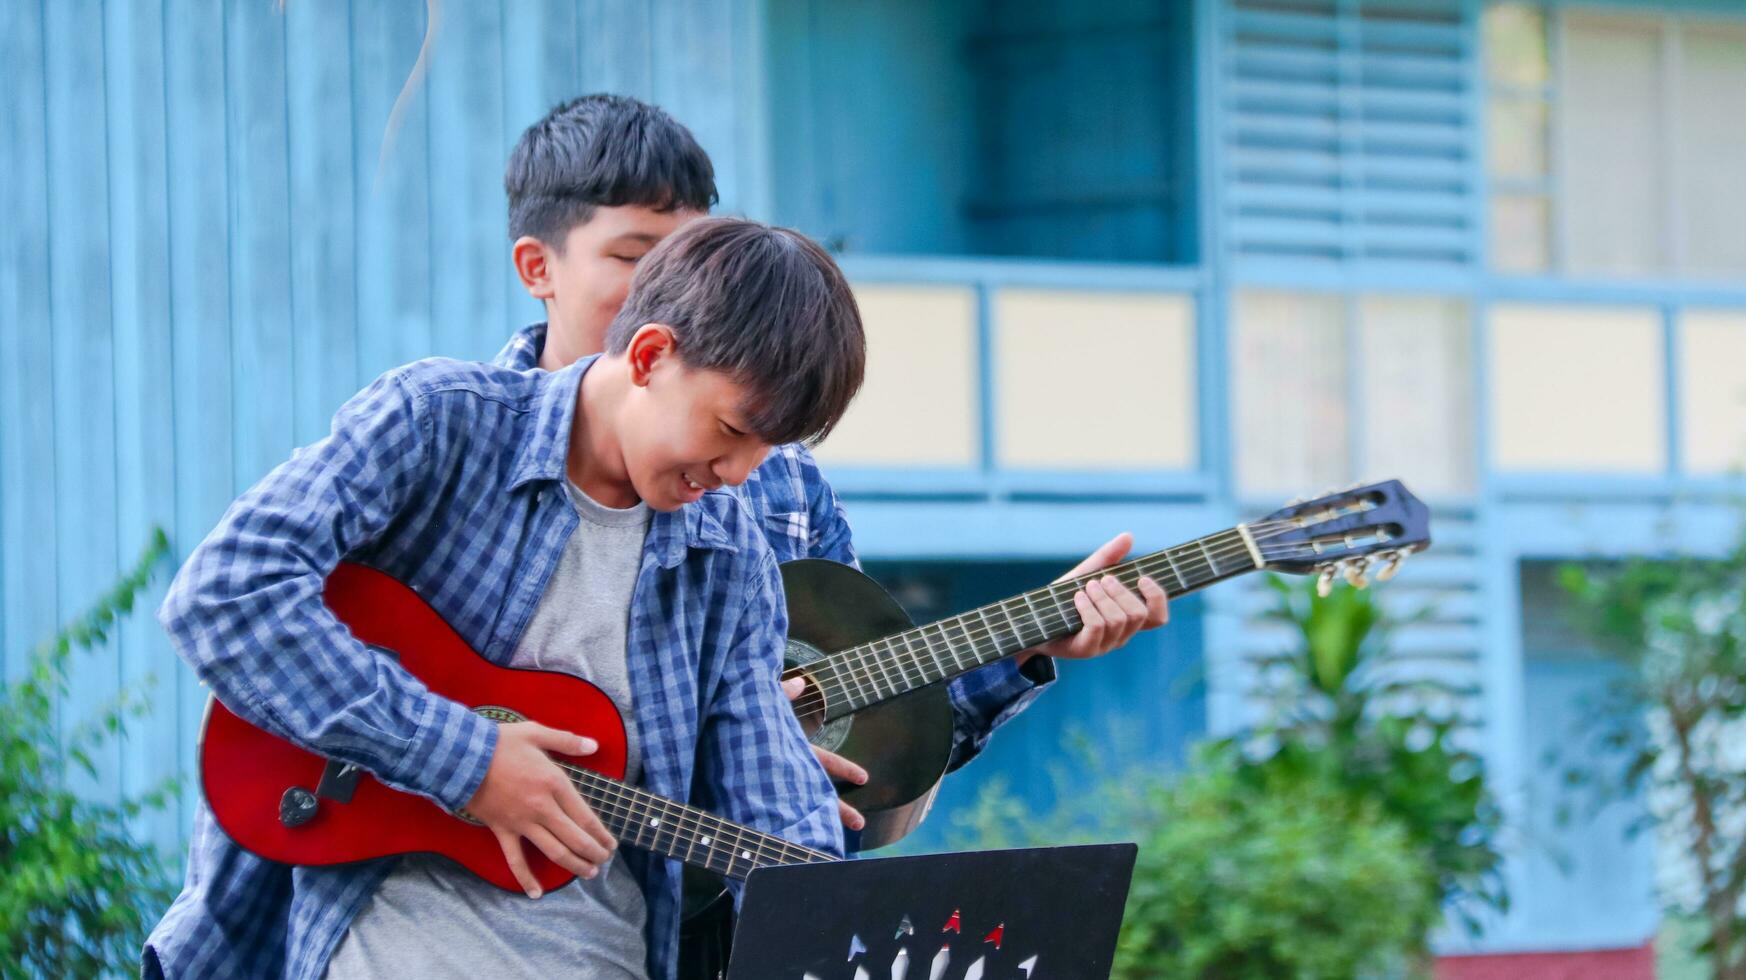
top-left (159, 370), bottom-right (498, 811)
top-left (945, 656), bottom-right (1058, 772)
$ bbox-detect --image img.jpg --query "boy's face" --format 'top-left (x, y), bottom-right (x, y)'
top-left (518, 205), bottom-right (704, 365)
top-left (618, 327), bottom-right (771, 512)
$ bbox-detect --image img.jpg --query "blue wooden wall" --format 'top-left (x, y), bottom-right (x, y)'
top-left (0, 0), bottom-right (763, 856)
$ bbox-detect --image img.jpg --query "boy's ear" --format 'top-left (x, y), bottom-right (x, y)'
top-left (626, 324), bottom-right (677, 386)
top-left (512, 236), bottom-right (556, 299)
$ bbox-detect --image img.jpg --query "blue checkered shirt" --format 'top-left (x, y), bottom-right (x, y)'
top-left (493, 324), bottom-right (1055, 772)
top-left (144, 356), bottom-right (843, 980)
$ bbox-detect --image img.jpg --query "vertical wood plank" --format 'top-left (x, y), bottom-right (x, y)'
top-left (0, 0), bottom-right (58, 686)
top-left (501, 0), bottom-right (581, 337)
top-left (579, 0), bottom-right (655, 99)
top-left (502, 0), bottom-right (582, 138)
top-left (104, 0), bottom-right (182, 851)
top-left (651, 0), bottom-right (739, 211)
top-left (353, 0), bottom-right (435, 380)
top-left (44, 0), bottom-right (122, 803)
top-left (225, 0), bottom-right (296, 490)
top-left (287, 1), bottom-right (360, 444)
top-left (428, 1), bottom-right (508, 361)
top-left (164, 0), bottom-right (235, 829)
top-left (730, 0), bottom-right (773, 220)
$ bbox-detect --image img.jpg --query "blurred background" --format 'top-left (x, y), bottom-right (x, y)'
top-left (3, 0), bottom-right (1745, 976)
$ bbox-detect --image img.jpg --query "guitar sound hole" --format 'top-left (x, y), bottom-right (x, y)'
top-left (474, 705), bottom-right (525, 725)
top-left (788, 673), bottom-right (827, 739)
top-left (784, 639), bottom-right (852, 754)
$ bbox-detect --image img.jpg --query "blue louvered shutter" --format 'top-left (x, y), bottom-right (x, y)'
top-left (1222, 0), bottom-right (1477, 269)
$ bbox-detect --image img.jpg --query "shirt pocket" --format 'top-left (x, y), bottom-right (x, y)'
top-left (761, 511), bottom-right (812, 563)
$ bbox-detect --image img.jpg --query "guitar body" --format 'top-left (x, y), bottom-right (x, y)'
top-left (199, 562), bottom-right (623, 894)
top-left (781, 559), bottom-right (953, 849)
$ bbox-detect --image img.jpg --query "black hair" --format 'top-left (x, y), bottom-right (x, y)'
top-left (605, 218), bottom-right (866, 447)
top-left (505, 94), bottom-right (718, 247)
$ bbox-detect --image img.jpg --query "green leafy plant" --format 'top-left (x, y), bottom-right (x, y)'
top-left (1559, 536), bottom-right (1746, 980)
top-left (946, 577), bottom-right (1503, 976)
top-left (1114, 760), bottom-right (1437, 979)
top-left (946, 747), bottom-right (1437, 979)
top-left (1, 529), bottom-right (178, 975)
top-left (1229, 577), bottom-right (1507, 935)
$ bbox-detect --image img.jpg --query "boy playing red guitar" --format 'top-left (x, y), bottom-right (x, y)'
top-left (144, 218), bottom-right (865, 980)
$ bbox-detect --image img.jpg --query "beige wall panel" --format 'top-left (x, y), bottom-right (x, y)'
top-left (1489, 304), bottom-right (1665, 472)
top-left (1562, 13), bottom-right (1665, 276)
top-left (1233, 291), bottom-right (1349, 496)
top-left (1359, 297), bottom-right (1476, 496)
top-left (813, 284), bottom-right (979, 466)
top-left (992, 289), bottom-right (1197, 469)
top-left (1680, 311), bottom-right (1746, 474)
top-left (1675, 23), bottom-right (1746, 278)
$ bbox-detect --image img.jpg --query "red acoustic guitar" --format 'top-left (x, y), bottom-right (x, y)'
top-left (199, 562), bottom-right (833, 892)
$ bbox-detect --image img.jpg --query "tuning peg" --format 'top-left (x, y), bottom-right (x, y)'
top-left (1375, 551), bottom-right (1406, 582)
top-left (1316, 565), bottom-right (1338, 597)
top-left (1343, 558), bottom-right (1370, 589)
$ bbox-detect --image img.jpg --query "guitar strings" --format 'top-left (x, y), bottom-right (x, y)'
top-left (543, 765), bottom-right (811, 881)
top-left (786, 527), bottom-right (1322, 715)
top-left (804, 536), bottom-right (1333, 713)
top-left (784, 520), bottom-right (1360, 717)
top-left (561, 762), bottom-right (817, 867)
top-left (544, 759), bottom-right (831, 879)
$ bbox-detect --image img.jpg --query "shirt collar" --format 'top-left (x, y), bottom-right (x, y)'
top-left (506, 352), bottom-right (738, 566)
top-left (497, 322), bottom-right (547, 370)
top-left (649, 502), bottom-right (739, 568)
top-left (506, 353), bottom-right (591, 492)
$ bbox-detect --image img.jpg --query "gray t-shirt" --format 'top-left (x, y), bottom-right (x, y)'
top-left (325, 483), bottom-right (653, 979)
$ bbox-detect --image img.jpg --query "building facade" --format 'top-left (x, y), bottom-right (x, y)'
top-left (4, 0), bottom-right (1745, 973)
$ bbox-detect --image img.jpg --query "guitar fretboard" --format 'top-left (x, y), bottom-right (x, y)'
top-left (802, 527), bottom-right (1261, 721)
top-left (563, 766), bottom-right (833, 881)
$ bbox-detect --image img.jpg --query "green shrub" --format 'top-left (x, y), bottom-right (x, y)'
top-left (946, 751), bottom-right (1436, 979)
top-left (1114, 762), bottom-right (1436, 979)
top-left (945, 576), bottom-right (1503, 977)
top-left (1229, 577), bottom-right (1506, 932)
top-left (0, 530), bottom-right (178, 975)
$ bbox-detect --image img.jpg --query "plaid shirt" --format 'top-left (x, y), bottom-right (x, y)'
top-left (144, 356), bottom-right (843, 980)
top-left (493, 324), bottom-right (1055, 774)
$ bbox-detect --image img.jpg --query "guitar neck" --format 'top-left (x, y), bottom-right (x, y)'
top-left (563, 765), bottom-right (833, 881)
top-left (810, 526), bottom-right (1262, 722)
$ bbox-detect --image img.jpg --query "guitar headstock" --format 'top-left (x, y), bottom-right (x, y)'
top-left (1251, 480), bottom-right (1430, 595)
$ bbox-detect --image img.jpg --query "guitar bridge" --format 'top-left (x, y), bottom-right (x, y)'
top-left (315, 760), bottom-right (364, 804)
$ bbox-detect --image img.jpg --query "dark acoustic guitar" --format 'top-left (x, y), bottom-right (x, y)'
top-left (200, 562), bottom-right (836, 896)
top-left (782, 479), bottom-right (1429, 850)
